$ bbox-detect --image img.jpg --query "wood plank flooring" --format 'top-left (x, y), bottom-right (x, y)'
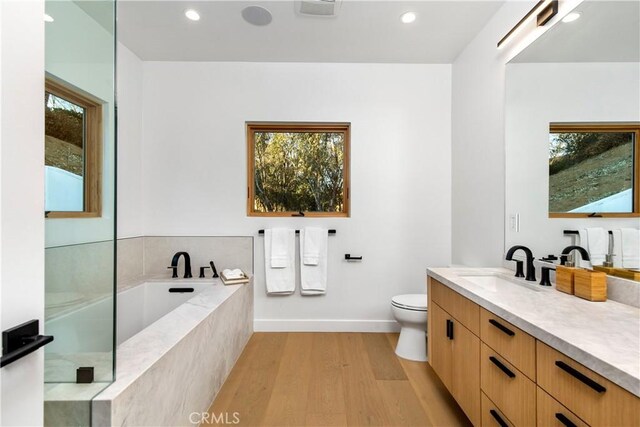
top-left (204, 333), bottom-right (471, 427)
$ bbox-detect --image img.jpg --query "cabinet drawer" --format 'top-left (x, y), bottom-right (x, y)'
top-left (537, 342), bottom-right (640, 426)
top-left (480, 308), bottom-right (536, 381)
top-left (481, 392), bottom-right (514, 427)
top-left (481, 343), bottom-right (536, 426)
top-left (537, 387), bottom-right (589, 427)
top-left (429, 277), bottom-right (479, 335)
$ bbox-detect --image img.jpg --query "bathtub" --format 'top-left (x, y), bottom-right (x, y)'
top-left (91, 278), bottom-right (253, 426)
top-left (117, 280), bottom-right (212, 345)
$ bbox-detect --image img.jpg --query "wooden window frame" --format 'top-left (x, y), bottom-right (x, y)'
top-left (45, 78), bottom-right (103, 219)
top-left (548, 122), bottom-right (640, 218)
top-left (246, 122), bottom-right (351, 217)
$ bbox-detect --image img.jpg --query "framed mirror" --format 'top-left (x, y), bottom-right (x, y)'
top-left (504, 0), bottom-right (640, 269)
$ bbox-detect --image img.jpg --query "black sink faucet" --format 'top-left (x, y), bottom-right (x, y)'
top-left (560, 245), bottom-right (590, 267)
top-left (168, 252), bottom-right (192, 278)
top-left (505, 245), bottom-right (536, 282)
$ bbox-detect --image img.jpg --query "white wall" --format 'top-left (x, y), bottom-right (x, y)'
top-left (451, 1), bottom-right (536, 266)
top-left (0, 0), bottom-right (46, 424)
top-left (505, 62), bottom-right (640, 256)
top-left (140, 62), bottom-right (451, 330)
top-left (117, 43), bottom-right (144, 239)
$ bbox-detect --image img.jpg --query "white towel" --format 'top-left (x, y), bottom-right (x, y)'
top-left (264, 229), bottom-right (296, 294)
top-left (300, 227), bottom-right (328, 295)
top-left (612, 229), bottom-right (623, 267)
top-left (302, 227), bottom-right (324, 265)
top-left (222, 269), bottom-right (245, 280)
top-left (577, 229), bottom-right (591, 268)
top-left (620, 228), bottom-right (640, 269)
top-left (586, 227), bottom-right (608, 267)
top-left (270, 228), bottom-right (291, 268)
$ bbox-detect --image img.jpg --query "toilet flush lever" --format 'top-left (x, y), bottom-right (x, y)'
top-left (345, 254), bottom-right (362, 261)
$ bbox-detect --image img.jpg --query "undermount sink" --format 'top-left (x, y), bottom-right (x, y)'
top-left (458, 273), bottom-right (541, 292)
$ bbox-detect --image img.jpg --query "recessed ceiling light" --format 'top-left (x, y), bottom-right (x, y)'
top-left (44, 14), bottom-right (54, 23)
top-left (185, 9), bottom-right (200, 21)
top-left (562, 12), bottom-right (581, 23)
top-left (400, 12), bottom-right (416, 24)
top-left (242, 6), bottom-right (272, 26)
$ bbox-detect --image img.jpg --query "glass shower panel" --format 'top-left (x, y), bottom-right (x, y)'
top-left (43, 0), bottom-right (116, 425)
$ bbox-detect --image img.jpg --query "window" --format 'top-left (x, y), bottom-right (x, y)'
top-left (247, 122), bottom-right (350, 217)
top-left (548, 123), bottom-right (639, 217)
top-left (45, 78), bottom-right (102, 218)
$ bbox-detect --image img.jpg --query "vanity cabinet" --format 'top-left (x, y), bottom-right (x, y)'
top-left (428, 278), bottom-right (481, 426)
top-left (428, 277), bottom-right (640, 427)
top-left (537, 342), bottom-right (640, 426)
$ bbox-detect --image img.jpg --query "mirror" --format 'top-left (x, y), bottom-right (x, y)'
top-left (504, 1), bottom-right (640, 270)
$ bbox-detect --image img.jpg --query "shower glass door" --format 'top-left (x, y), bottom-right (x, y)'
top-left (43, 0), bottom-right (116, 425)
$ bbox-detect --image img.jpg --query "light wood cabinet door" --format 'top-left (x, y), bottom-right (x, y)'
top-left (482, 392), bottom-right (515, 427)
top-left (481, 343), bottom-right (536, 427)
top-left (429, 302), bottom-right (453, 392)
top-left (451, 319), bottom-right (481, 427)
top-left (537, 387), bottom-right (589, 427)
top-left (429, 277), bottom-right (480, 335)
top-left (480, 308), bottom-right (536, 381)
top-left (537, 342), bottom-right (640, 426)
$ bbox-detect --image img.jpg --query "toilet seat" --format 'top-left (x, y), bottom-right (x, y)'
top-left (391, 294), bottom-right (428, 312)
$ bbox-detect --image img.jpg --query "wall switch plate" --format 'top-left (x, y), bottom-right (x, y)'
top-left (509, 213), bottom-right (520, 232)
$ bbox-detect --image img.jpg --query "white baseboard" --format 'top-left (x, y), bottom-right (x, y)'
top-left (254, 319), bottom-right (401, 332)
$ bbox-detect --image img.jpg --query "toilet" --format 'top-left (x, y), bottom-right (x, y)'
top-left (391, 294), bottom-right (428, 362)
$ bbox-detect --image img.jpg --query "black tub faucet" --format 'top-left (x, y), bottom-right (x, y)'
top-left (505, 245), bottom-right (536, 282)
top-left (560, 246), bottom-right (590, 267)
top-left (168, 252), bottom-right (192, 278)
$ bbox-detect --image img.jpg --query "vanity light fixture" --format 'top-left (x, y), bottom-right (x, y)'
top-left (562, 12), bottom-right (581, 23)
top-left (497, 0), bottom-right (558, 49)
top-left (400, 12), bottom-right (416, 24)
top-left (185, 9), bottom-right (201, 21)
top-left (44, 14), bottom-right (54, 22)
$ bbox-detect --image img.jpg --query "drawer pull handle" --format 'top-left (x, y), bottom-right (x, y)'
top-left (555, 361), bottom-right (607, 393)
top-left (555, 413), bottom-right (577, 427)
top-left (446, 319), bottom-right (454, 340)
top-left (490, 409), bottom-right (509, 427)
top-left (489, 319), bottom-right (515, 336)
top-left (445, 319), bottom-right (450, 338)
top-left (489, 356), bottom-right (516, 378)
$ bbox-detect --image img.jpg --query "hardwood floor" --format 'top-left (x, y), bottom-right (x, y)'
top-left (204, 333), bottom-right (471, 427)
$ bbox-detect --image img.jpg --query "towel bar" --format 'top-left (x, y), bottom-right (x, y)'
top-left (258, 229), bottom-right (336, 235)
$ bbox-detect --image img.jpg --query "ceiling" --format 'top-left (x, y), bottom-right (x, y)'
top-left (117, 0), bottom-right (504, 63)
top-left (511, 0), bottom-right (640, 63)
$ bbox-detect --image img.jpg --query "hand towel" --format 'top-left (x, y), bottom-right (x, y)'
top-left (577, 229), bottom-right (591, 268)
top-left (302, 227), bottom-right (324, 265)
top-left (586, 227), bottom-right (608, 267)
top-left (264, 228), bottom-right (296, 294)
top-left (300, 227), bottom-right (328, 295)
top-left (620, 228), bottom-right (640, 269)
top-left (270, 228), bottom-right (291, 268)
top-left (612, 229), bottom-right (623, 267)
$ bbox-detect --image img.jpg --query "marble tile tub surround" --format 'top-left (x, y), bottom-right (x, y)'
top-left (117, 236), bottom-right (253, 290)
top-left (93, 280), bottom-right (253, 426)
top-left (427, 267), bottom-right (640, 397)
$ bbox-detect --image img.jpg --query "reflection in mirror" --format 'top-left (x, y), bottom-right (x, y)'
top-left (549, 123), bottom-right (639, 215)
top-left (504, 0), bottom-right (640, 268)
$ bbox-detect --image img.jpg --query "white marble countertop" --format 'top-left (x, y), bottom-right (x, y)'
top-left (427, 267), bottom-right (640, 397)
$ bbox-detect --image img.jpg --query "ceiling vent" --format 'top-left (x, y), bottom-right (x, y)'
top-left (296, 0), bottom-right (342, 17)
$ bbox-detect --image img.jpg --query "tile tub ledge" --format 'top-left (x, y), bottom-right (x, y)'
top-left (427, 267), bottom-right (640, 398)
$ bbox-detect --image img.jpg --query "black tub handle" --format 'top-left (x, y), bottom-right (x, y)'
top-left (555, 413), bottom-right (577, 427)
top-left (489, 319), bottom-right (515, 336)
top-left (555, 361), bottom-right (606, 393)
top-left (490, 409), bottom-right (509, 427)
top-left (169, 287), bottom-right (194, 293)
top-left (489, 356), bottom-right (516, 378)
